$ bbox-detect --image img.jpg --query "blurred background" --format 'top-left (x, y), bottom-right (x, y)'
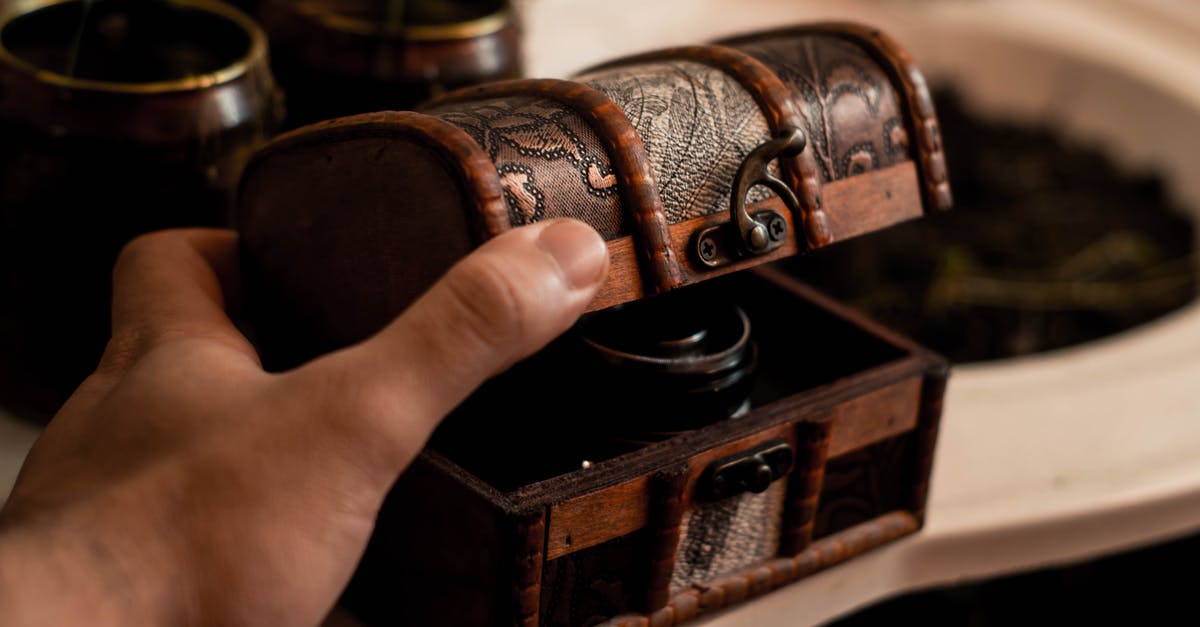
top-left (2, 0), bottom-right (1199, 624)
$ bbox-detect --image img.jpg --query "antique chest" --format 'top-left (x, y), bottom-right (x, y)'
top-left (238, 22), bottom-right (951, 627)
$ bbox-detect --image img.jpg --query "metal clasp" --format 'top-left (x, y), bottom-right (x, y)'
top-left (692, 127), bottom-right (807, 268)
top-left (702, 439), bottom-right (794, 501)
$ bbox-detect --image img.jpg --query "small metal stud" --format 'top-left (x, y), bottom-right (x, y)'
top-left (699, 235), bottom-right (718, 261)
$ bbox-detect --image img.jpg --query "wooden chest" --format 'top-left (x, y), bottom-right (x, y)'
top-left (238, 22), bottom-right (951, 626)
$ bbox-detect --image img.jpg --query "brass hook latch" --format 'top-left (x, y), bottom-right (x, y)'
top-left (692, 127), bottom-right (807, 268)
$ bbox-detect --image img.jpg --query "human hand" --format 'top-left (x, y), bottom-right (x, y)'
top-left (0, 219), bottom-right (608, 626)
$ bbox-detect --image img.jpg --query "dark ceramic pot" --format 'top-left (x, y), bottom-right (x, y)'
top-left (0, 0), bottom-right (282, 419)
top-left (258, 0), bottom-right (522, 127)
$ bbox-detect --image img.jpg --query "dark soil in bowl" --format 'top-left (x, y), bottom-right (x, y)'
top-left (779, 89), bottom-right (1198, 363)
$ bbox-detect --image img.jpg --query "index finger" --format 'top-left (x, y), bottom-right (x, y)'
top-left (102, 228), bottom-right (258, 375)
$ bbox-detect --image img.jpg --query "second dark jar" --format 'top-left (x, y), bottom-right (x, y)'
top-left (258, 0), bottom-right (523, 128)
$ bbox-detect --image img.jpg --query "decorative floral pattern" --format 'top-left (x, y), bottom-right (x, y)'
top-left (578, 60), bottom-right (778, 225)
top-left (733, 35), bottom-right (910, 182)
top-left (428, 97), bottom-right (627, 239)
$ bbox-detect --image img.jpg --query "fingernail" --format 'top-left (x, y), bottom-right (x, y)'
top-left (536, 220), bottom-right (609, 290)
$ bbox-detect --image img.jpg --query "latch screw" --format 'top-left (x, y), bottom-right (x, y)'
top-left (697, 233), bottom-right (719, 263)
top-left (766, 214), bottom-right (787, 242)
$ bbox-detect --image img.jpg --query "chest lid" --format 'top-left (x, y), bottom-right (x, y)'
top-left (238, 22), bottom-right (951, 357)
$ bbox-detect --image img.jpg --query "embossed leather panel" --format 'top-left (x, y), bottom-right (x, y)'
top-left (577, 60), bottom-right (777, 225)
top-left (428, 97), bottom-right (628, 239)
top-left (669, 479), bottom-right (786, 594)
top-left (732, 35), bottom-right (911, 183)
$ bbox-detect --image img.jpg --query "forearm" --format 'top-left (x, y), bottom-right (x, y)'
top-left (0, 513), bottom-right (183, 627)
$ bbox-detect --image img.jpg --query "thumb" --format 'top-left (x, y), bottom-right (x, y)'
top-left (290, 219), bottom-right (609, 468)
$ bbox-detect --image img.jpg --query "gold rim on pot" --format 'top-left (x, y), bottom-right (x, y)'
top-left (0, 0), bottom-right (268, 95)
top-left (287, 1), bottom-right (511, 41)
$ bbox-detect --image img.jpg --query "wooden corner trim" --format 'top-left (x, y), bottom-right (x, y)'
top-left (426, 78), bottom-right (683, 295)
top-left (780, 419), bottom-right (833, 555)
top-left (398, 111), bottom-right (513, 242)
top-left (645, 467), bottom-right (691, 612)
top-left (512, 509), bottom-right (547, 627)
